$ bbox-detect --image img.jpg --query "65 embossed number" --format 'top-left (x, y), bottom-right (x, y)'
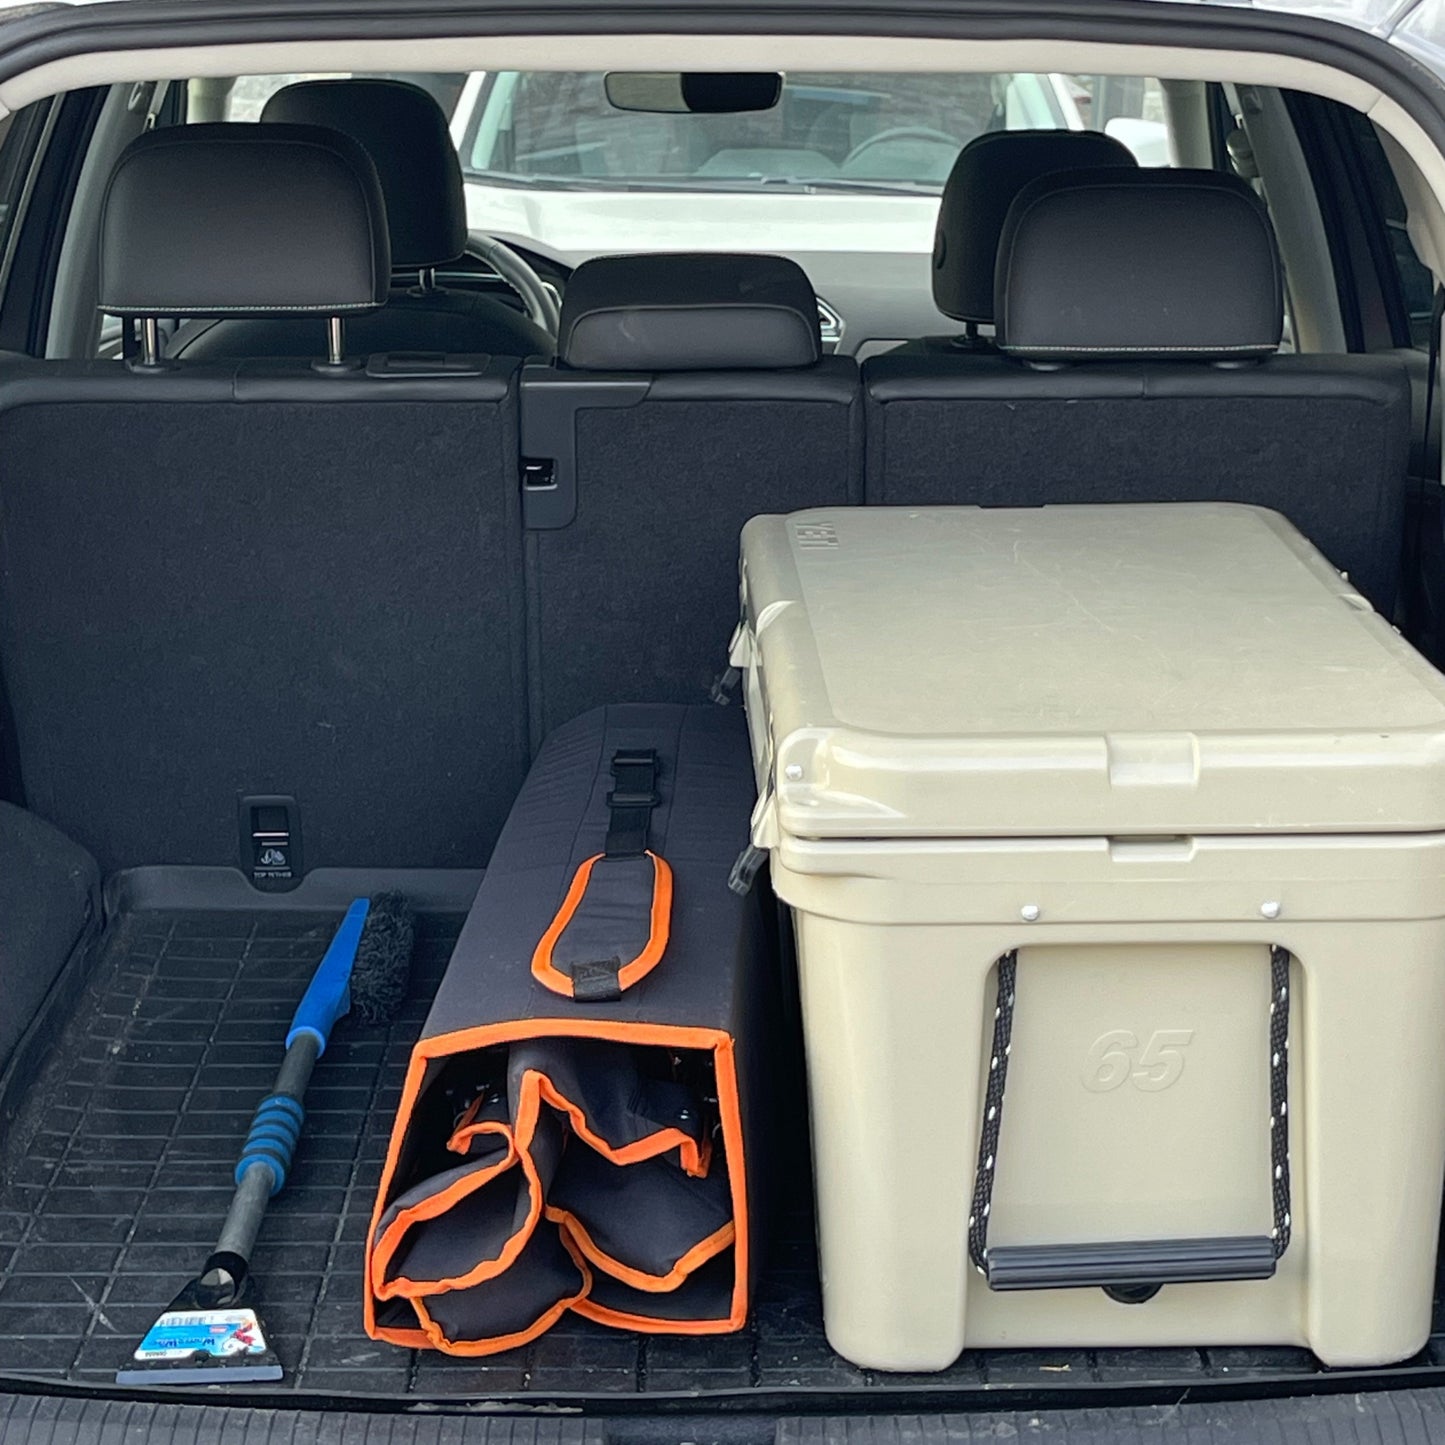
top-left (1081, 1029), bottom-right (1194, 1092)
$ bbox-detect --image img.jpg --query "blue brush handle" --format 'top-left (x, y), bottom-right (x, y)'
top-left (235, 1092), bottom-right (305, 1194)
top-left (284, 897), bottom-right (370, 1056)
top-left (233, 897), bottom-right (370, 1196)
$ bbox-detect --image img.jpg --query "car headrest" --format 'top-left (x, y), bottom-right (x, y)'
top-left (99, 124), bottom-right (389, 319)
top-left (996, 167), bottom-right (1283, 362)
top-left (933, 129), bottom-right (1135, 324)
top-left (263, 78), bottom-right (466, 271)
top-left (559, 252), bottom-right (821, 371)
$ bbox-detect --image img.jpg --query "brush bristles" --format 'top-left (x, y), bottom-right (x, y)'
top-left (349, 892), bottom-right (415, 1026)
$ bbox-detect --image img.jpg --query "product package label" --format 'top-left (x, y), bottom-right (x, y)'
top-left (132, 1308), bottom-right (269, 1361)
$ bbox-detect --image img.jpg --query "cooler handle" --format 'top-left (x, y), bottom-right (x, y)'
top-left (983, 1235), bottom-right (1278, 1294)
top-left (967, 946), bottom-right (1293, 1297)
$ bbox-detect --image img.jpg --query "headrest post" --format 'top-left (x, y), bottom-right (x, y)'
top-left (419, 266), bottom-right (437, 295)
top-left (139, 317), bottom-right (161, 369)
top-left (327, 316), bottom-right (345, 367)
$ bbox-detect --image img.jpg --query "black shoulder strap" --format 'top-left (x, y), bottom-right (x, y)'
top-left (532, 748), bottom-right (672, 1001)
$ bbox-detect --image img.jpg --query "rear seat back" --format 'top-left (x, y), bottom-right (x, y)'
top-left (864, 167), bottom-right (1412, 614)
top-left (0, 124), bottom-right (530, 875)
top-left (520, 252), bottom-right (863, 743)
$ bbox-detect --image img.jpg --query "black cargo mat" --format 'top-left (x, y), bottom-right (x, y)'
top-left (1, 908), bottom-right (1443, 1403)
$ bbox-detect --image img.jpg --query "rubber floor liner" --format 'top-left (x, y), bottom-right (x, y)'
top-left (3, 906), bottom-right (1445, 1399)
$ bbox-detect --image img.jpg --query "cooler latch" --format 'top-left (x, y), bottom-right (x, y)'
top-left (729, 775), bottom-right (777, 896)
top-left (711, 619), bottom-right (751, 705)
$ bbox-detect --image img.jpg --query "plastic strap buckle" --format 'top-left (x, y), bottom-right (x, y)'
top-left (606, 750), bottom-right (660, 858)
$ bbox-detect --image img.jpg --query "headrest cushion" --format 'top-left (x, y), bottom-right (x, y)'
top-left (933, 129), bottom-right (1136, 324)
top-left (996, 167), bottom-right (1283, 361)
top-left (559, 252), bottom-right (821, 371)
top-left (99, 124), bottom-right (389, 318)
top-left (263, 78), bottom-right (466, 270)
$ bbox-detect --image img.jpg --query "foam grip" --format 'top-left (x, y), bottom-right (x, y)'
top-left (236, 1092), bottom-right (305, 1195)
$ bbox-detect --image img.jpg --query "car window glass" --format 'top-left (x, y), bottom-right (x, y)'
top-left (463, 72), bottom-right (1175, 191)
top-left (224, 74), bottom-right (344, 120)
top-left (1347, 110), bottom-right (1436, 349)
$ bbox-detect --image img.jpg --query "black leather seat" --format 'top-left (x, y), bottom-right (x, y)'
top-left (519, 251), bottom-right (864, 741)
top-left (864, 166), bottom-right (1412, 614)
top-left (173, 78), bottom-right (551, 362)
top-left (901, 128), bottom-right (1135, 354)
top-left (0, 124), bottom-right (531, 874)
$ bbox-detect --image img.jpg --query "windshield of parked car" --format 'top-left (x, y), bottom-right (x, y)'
top-left (457, 71), bottom-right (1080, 192)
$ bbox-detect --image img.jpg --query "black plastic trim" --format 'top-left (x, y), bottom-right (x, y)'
top-left (0, 1395), bottom-right (608, 1443)
top-left (8, 88), bottom-right (101, 356)
top-left (7, 1387), bottom-right (1445, 1440)
top-left (781, 1393), bottom-right (1445, 1445)
top-left (1286, 87), bottom-right (1369, 352)
top-left (103, 863), bottom-right (482, 913)
top-left (519, 363), bottom-right (649, 529)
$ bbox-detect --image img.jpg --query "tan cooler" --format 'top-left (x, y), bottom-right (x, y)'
top-left (732, 502), bottom-right (1445, 1372)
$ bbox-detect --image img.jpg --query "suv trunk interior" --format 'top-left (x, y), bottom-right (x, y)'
top-left (5, 38), bottom-right (1445, 1422)
top-left (9, 900), bottom-right (1445, 1402)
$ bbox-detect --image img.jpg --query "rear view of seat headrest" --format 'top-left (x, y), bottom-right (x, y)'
top-left (262, 78), bottom-right (466, 271)
top-left (559, 252), bottom-right (821, 371)
top-left (933, 129), bottom-right (1136, 325)
top-left (996, 167), bottom-right (1283, 363)
top-left (99, 123), bottom-right (390, 318)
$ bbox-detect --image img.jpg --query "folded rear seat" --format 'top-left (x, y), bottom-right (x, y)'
top-left (0, 123), bottom-right (530, 877)
top-left (366, 704), bottom-right (771, 1354)
top-left (519, 253), bottom-right (863, 743)
top-left (864, 167), bottom-right (1412, 615)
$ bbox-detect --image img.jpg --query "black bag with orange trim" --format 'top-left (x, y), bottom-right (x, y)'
top-left (365, 704), bottom-right (772, 1355)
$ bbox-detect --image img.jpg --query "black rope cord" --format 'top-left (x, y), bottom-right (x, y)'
top-left (967, 950), bottom-right (1017, 1274)
top-left (967, 946), bottom-right (1293, 1275)
top-left (1268, 944), bottom-right (1293, 1257)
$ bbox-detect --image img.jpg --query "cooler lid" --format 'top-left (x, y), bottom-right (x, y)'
top-left (737, 503), bottom-right (1445, 840)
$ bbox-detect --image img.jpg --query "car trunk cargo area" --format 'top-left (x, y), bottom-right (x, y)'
top-left (5, 899), bottom-right (1445, 1406)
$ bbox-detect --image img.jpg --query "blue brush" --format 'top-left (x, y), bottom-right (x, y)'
top-left (117, 893), bottom-right (414, 1385)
